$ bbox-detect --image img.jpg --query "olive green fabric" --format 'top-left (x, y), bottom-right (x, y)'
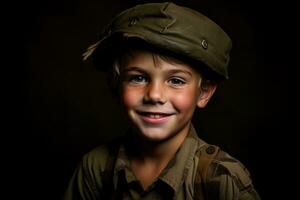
top-left (63, 126), bottom-right (260, 199)
top-left (83, 2), bottom-right (232, 79)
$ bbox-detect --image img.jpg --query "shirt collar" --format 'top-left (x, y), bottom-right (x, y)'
top-left (113, 125), bottom-right (205, 193)
top-left (158, 125), bottom-right (203, 192)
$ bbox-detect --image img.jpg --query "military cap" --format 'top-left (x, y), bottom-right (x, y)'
top-left (83, 2), bottom-right (232, 79)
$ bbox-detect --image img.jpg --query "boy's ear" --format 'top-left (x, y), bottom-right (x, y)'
top-left (197, 83), bottom-right (217, 108)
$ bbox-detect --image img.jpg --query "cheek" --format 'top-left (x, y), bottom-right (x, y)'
top-left (171, 88), bottom-right (198, 112)
top-left (121, 86), bottom-right (143, 108)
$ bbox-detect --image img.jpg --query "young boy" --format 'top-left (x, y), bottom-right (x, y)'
top-left (64, 2), bottom-right (260, 199)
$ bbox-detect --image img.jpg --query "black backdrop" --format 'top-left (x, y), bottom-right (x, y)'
top-left (5, 0), bottom-right (289, 199)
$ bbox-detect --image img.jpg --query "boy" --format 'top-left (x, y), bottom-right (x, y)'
top-left (64, 2), bottom-right (260, 199)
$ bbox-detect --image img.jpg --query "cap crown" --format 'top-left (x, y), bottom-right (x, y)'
top-left (85, 2), bottom-right (232, 79)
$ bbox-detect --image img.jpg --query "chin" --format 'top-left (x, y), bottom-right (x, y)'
top-left (137, 125), bottom-right (178, 142)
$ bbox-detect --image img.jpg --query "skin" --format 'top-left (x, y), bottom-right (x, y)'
top-left (119, 50), bottom-right (217, 190)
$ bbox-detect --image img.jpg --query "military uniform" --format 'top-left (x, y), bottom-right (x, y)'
top-left (64, 126), bottom-right (260, 199)
top-left (66, 2), bottom-right (262, 199)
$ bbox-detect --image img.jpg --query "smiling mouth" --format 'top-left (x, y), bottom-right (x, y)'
top-left (136, 111), bottom-right (173, 124)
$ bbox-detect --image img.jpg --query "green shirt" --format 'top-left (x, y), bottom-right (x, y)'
top-left (64, 126), bottom-right (260, 199)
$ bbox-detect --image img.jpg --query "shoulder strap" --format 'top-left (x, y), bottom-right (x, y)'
top-left (194, 144), bottom-right (220, 200)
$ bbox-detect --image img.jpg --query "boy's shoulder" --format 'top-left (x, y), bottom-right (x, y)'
top-left (199, 144), bottom-right (255, 193)
top-left (190, 130), bottom-right (252, 186)
top-left (215, 150), bottom-right (251, 180)
top-left (81, 138), bottom-right (122, 173)
top-left (195, 141), bottom-right (252, 182)
top-left (196, 143), bottom-right (260, 199)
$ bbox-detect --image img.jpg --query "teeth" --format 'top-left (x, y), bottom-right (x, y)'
top-left (149, 114), bottom-right (161, 118)
top-left (138, 111), bottom-right (171, 118)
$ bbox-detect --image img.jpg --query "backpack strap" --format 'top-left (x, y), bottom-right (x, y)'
top-left (194, 144), bottom-right (220, 200)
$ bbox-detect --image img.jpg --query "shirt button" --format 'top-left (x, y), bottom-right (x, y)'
top-left (206, 145), bottom-right (215, 154)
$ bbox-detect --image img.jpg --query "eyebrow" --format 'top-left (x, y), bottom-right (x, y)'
top-left (123, 67), bottom-right (193, 77)
top-left (166, 69), bottom-right (193, 77)
top-left (122, 67), bottom-right (147, 74)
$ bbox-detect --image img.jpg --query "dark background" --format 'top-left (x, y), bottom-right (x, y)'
top-left (5, 0), bottom-right (289, 199)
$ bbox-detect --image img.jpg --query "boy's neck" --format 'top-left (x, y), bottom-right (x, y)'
top-left (127, 123), bottom-right (191, 190)
top-left (130, 123), bottom-right (191, 161)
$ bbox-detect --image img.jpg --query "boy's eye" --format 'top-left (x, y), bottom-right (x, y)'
top-left (168, 77), bottom-right (186, 86)
top-left (128, 75), bottom-right (148, 84)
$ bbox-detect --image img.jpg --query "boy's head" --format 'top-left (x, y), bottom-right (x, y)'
top-left (115, 44), bottom-right (217, 141)
top-left (83, 2), bottom-right (232, 141)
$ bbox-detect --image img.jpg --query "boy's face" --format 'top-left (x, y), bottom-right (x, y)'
top-left (120, 50), bottom-right (216, 142)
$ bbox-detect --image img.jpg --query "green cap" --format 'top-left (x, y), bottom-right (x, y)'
top-left (83, 2), bottom-right (232, 79)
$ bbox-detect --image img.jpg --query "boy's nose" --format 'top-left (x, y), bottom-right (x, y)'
top-left (143, 82), bottom-right (166, 104)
